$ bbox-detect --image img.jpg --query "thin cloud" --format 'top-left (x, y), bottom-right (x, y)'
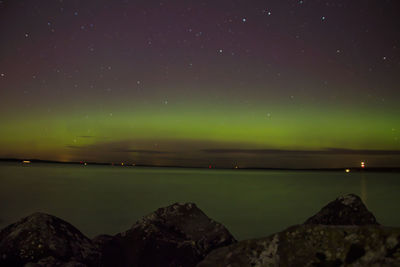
top-left (324, 148), bottom-right (400, 155)
top-left (120, 149), bottom-right (169, 154)
top-left (202, 148), bottom-right (400, 155)
top-left (66, 145), bottom-right (84, 149)
top-left (66, 145), bottom-right (168, 154)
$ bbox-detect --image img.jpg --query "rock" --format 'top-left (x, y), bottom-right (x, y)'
top-left (197, 224), bottom-right (400, 267)
top-left (24, 256), bottom-right (88, 266)
top-left (305, 194), bottom-right (379, 225)
top-left (0, 212), bottom-right (100, 266)
top-left (92, 234), bottom-right (123, 267)
top-left (97, 202), bottom-right (236, 267)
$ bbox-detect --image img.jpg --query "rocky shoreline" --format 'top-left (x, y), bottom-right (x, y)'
top-left (1, 194), bottom-right (399, 266)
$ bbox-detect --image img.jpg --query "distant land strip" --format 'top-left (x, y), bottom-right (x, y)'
top-left (1, 158), bottom-right (400, 172)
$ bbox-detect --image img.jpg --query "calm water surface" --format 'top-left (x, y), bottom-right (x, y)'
top-left (0, 162), bottom-right (399, 240)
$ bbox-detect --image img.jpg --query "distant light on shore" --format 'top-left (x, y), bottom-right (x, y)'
top-left (22, 160), bottom-right (31, 164)
top-left (345, 169), bottom-right (350, 173)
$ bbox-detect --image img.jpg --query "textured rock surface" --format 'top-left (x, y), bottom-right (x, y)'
top-left (197, 224), bottom-right (400, 267)
top-left (305, 194), bottom-right (379, 225)
top-left (96, 202), bottom-right (236, 267)
top-left (24, 256), bottom-right (88, 266)
top-left (0, 212), bottom-right (100, 266)
top-left (0, 194), bottom-right (394, 266)
top-left (92, 234), bottom-right (123, 267)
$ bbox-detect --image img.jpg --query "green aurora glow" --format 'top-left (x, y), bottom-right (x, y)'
top-left (1, 0), bottom-right (399, 168)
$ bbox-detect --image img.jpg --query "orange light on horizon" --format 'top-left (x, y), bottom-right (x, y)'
top-left (345, 169), bottom-right (350, 173)
top-left (22, 160), bottom-right (31, 164)
top-left (361, 161), bottom-right (365, 168)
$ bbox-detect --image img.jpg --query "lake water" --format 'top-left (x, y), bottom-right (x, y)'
top-left (0, 162), bottom-right (399, 240)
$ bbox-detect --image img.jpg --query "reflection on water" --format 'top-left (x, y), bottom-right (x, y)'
top-left (360, 173), bottom-right (367, 205)
top-left (0, 163), bottom-right (399, 240)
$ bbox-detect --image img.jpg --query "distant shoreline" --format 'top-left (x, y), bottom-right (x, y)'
top-left (1, 158), bottom-right (399, 172)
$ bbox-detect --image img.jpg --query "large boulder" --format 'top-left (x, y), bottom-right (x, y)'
top-left (0, 212), bottom-right (100, 266)
top-left (305, 194), bottom-right (379, 225)
top-left (197, 224), bottom-right (400, 267)
top-left (95, 202), bottom-right (236, 267)
top-left (92, 234), bottom-right (123, 267)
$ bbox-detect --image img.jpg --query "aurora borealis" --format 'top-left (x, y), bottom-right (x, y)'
top-left (0, 0), bottom-right (399, 168)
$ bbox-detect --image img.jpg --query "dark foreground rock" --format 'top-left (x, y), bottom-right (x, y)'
top-left (1, 194), bottom-right (396, 267)
top-left (198, 224), bottom-right (400, 267)
top-left (94, 202), bottom-right (236, 267)
top-left (305, 194), bottom-right (379, 225)
top-left (198, 194), bottom-right (396, 267)
top-left (92, 234), bottom-right (123, 267)
top-left (0, 212), bottom-right (100, 266)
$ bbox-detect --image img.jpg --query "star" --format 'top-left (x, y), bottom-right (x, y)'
top-left (263, 9), bottom-right (272, 16)
top-left (242, 18), bottom-right (247, 22)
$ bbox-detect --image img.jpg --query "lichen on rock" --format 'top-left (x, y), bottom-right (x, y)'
top-left (197, 225), bottom-right (400, 267)
top-left (304, 194), bottom-right (379, 225)
top-left (0, 213), bottom-right (100, 266)
top-left (198, 194), bottom-right (399, 267)
top-left (94, 202), bottom-right (237, 267)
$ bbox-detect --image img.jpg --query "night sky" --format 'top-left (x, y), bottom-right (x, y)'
top-left (1, 0), bottom-right (399, 168)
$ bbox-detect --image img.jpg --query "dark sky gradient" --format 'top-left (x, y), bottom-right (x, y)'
top-left (1, 0), bottom-right (400, 168)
